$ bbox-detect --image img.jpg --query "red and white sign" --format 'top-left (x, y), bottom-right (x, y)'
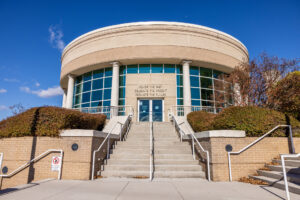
top-left (51, 156), bottom-right (62, 171)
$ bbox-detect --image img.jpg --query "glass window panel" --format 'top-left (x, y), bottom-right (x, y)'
top-left (83, 81), bottom-right (91, 92)
top-left (200, 67), bottom-right (212, 77)
top-left (75, 76), bottom-right (82, 84)
top-left (176, 65), bottom-right (183, 74)
top-left (177, 99), bottom-right (183, 105)
top-left (103, 89), bottom-right (111, 100)
top-left (93, 69), bottom-right (104, 79)
top-left (164, 64), bottom-right (175, 73)
top-left (214, 79), bottom-right (224, 91)
top-left (190, 66), bottom-right (199, 76)
top-left (119, 87), bottom-right (125, 98)
top-left (119, 76), bottom-right (126, 86)
top-left (139, 64), bottom-right (150, 73)
top-left (103, 100), bottom-right (111, 106)
top-left (191, 88), bottom-right (200, 99)
top-left (127, 65), bottom-right (138, 74)
top-left (73, 105), bottom-right (79, 109)
top-left (92, 90), bottom-right (103, 101)
top-left (202, 101), bottom-right (214, 107)
top-left (201, 89), bottom-right (213, 100)
top-left (120, 66), bottom-right (126, 75)
top-left (81, 103), bottom-right (90, 108)
top-left (104, 67), bottom-right (112, 76)
top-left (91, 101), bottom-right (102, 107)
top-left (176, 75), bottom-right (183, 86)
top-left (104, 77), bottom-right (112, 88)
top-left (177, 87), bottom-right (183, 98)
top-left (75, 84), bottom-right (82, 94)
top-left (83, 72), bottom-right (92, 81)
top-left (119, 99), bottom-right (125, 106)
top-left (201, 77), bottom-right (213, 89)
top-left (92, 79), bottom-right (103, 90)
top-left (191, 100), bottom-right (201, 106)
top-left (75, 95), bottom-right (81, 105)
top-left (190, 76), bottom-right (200, 87)
top-left (213, 70), bottom-right (223, 79)
top-left (151, 64), bottom-right (163, 73)
top-left (82, 92), bottom-right (91, 103)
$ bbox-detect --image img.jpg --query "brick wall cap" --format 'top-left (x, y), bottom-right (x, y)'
top-left (194, 130), bottom-right (245, 138)
top-left (60, 129), bottom-right (119, 139)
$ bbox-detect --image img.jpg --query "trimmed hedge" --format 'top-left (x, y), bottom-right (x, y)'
top-left (187, 111), bottom-right (216, 132)
top-left (0, 106), bottom-right (106, 138)
top-left (188, 106), bottom-right (300, 137)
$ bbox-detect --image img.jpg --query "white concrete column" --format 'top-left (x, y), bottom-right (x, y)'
top-left (62, 89), bottom-right (67, 108)
top-left (182, 60), bottom-right (192, 115)
top-left (110, 62), bottom-right (120, 116)
top-left (66, 74), bottom-right (75, 109)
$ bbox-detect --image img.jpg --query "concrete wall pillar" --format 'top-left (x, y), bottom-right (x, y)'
top-left (110, 62), bottom-right (120, 116)
top-left (182, 60), bottom-right (192, 114)
top-left (66, 74), bottom-right (75, 109)
top-left (62, 89), bottom-right (67, 108)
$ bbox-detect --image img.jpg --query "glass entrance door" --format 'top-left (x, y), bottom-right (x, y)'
top-left (138, 99), bottom-right (163, 122)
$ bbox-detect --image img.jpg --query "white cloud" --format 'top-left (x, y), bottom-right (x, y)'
top-left (20, 86), bottom-right (63, 98)
top-left (49, 25), bottom-right (65, 52)
top-left (0, 105), bottom-right (8, 111)
top-left (35, 82), bottom-right (40, 87)
top-left (0, 88), bottom-right (7, 93)
top-left (4, 78), bottom-right (20, 82)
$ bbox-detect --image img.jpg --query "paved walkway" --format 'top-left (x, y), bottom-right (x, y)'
top-left (0, 178), bottom-right (299, 200)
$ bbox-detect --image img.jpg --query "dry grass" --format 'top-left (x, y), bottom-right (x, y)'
top-left (133, 176), bottom-right (149, 179)
top-left (239, 177), bottom-right (268, 185)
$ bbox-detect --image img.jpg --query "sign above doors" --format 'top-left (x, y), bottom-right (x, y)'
top-left (135, 84), bottom-right (167, 97)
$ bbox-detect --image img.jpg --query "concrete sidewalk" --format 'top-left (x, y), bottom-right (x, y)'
top-left (0, 178), bottom-right (299, 200)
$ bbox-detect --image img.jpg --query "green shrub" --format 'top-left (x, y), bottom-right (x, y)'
top-left (187, 111), bottom-right (216, 132)
top-left (211, 106), bottom-right (300, 137)
top-left (0, 106), bottom-right (106, 138)
top-left (0, 108), bottom-right (38, 137)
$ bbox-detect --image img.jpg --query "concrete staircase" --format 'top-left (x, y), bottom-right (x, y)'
top-left (250, 157), bottom-right (300, 194)
top-left (100, 122), bottom-right (205, 179)
top-left (153, 122), bottom-right (205, 178)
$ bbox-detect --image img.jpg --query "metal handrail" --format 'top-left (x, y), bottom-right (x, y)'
top-left (171, 114), bottom-right (211, 181)
top-left (149, 121), bottom-right (154, 181)
top-left (0, 149), bottom-right (63, 180)
top-left (228, 125), bottom-right (295, 181)
top-left (281, 153), bottom-right (300, 200)
top-left (91, 114), bottom-right (132, 180)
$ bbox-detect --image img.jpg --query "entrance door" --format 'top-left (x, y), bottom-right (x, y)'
top-left (138, 99), bottom-right (163, 122)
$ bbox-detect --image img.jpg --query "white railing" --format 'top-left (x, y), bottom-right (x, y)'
top-left (171, 114), bottom-right (211, 181)
top-left (149, 121), bottom-right (154, 181)
top-left (281, 153), bottom-right (300, 200)
top-left (171, 106), bottom-right (222, 117)
top-left (74, 105), bottom-right (134, 118)
top-left (228, 125), bottom-right (295, 181)
top-left (91, 114), bottom-right (132, 180)
top-left (0, 149), bottom-right (63, 180)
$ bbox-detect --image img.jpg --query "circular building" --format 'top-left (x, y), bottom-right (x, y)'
top-left (60, 21), bottom-right (248, 121)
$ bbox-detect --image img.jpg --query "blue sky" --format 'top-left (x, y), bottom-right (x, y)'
top-left (0, 0), bottom-right (299, 120)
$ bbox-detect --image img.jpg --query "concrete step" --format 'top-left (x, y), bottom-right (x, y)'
top-left (257, 170), bottom-right (300, 184)
top-left (107, 159), bottom-right (149, 165)
top-left (103, 165), bottom-right (149, 171)
top-left (154, 171), bottom-right (205, 178)
top-left (250, 175), bottom-right (300, 194)
top-left (110, 153), bottom-right (148, 159)
top-left (155, 154), bottom-right (193, 159)
top-left (155, 164), bottom-right (202, 171)
top-left (101, 170), bottom-right (149, 178)
top-left (154, 138), bottom-right (179, 142)
top-left (154, 149), bottom-right (192, 154)
top-left (267, 165), bottom-right (300, 174)
top-left (272, 159), bottom-right (300, 167)
top-left (112, 149), bottom-right (149, 154)
top-left (155, 159), bottom-right (199, 165)
top-left (116, 143), bottom-right (187, 148)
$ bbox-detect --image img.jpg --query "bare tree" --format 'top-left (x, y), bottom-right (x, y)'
top-left (9, 103), bottom-right (26, 116)
top-left (226, 53), bottom-right (299, 107)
